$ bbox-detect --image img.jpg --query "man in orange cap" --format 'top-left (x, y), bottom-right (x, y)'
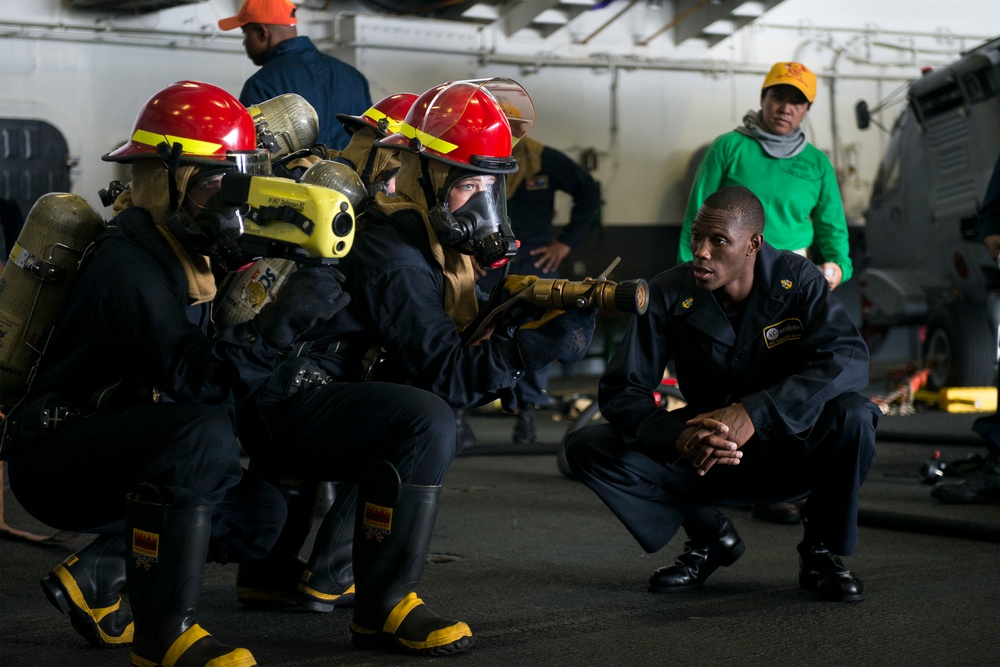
top-left (219, 0), bottom-right (372, 151)
top-left (677, 61), bottom-right (853, 527)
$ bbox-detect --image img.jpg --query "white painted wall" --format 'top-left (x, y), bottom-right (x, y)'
top-left (2, 0), bottom-right (994, 225)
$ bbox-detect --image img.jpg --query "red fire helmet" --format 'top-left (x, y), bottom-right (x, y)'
top-left (337, 92), bottom-right (419, 138)
top-left (376, 78), bottom-right (535, 175)
top-left (104, 80), bottom-right (262, 168)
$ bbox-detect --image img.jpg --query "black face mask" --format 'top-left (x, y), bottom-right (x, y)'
top-left (165, 199), bottom-right (247, 272)
top-left (427, 184), bottom-right (517, 270)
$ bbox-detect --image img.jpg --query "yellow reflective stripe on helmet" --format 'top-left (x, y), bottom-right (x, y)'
top-left (399, 122), bottom-right (458, 155)
top-left (363, 108), bottom-right (387, 124)
top-left (364, 108), bottom-right (404, 134)
top-left (131, 128), bottom-right (223, 156)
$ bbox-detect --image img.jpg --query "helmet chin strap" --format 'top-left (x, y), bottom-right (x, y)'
top-left (418, 155), bottom-right (439, 210)
top-left (157, 141), bottom-right (185, 213)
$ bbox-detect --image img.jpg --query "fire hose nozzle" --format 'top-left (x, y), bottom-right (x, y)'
top-left (527, 277), bottom-right (648, 315)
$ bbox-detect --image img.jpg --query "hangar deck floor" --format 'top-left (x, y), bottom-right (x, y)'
top-left (2, 396), bottom-right (998, 667)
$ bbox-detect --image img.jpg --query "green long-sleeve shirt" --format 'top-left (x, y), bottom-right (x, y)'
top-left (678, 130), bottom-right (852, 283)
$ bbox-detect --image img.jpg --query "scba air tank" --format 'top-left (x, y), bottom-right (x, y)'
top-left (214, 257), bottom-right (297, 328)
top-left (0, 193), bottom-right (106, 410)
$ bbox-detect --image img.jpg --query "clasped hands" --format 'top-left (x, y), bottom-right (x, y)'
top-left (674, 403), bottom-right (755, 476)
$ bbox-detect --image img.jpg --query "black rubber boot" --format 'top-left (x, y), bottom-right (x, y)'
top-left (40, 533), bottom-right (133, 648)
top-left (512, 405), bottom-right (539, 444)
top-left (236, 474), bottom-right (318, 606)
top-left (297, 481), bottom-right (357, 612)
top-left (126, 484), bottom-right (256, 667)
top-left (454, 408), bottom-right (476, 454)
top-left (350, 462), bottom-right (473, 656)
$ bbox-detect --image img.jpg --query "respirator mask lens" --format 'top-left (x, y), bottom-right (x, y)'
top-left (444, 175), bottom-right (516, 269)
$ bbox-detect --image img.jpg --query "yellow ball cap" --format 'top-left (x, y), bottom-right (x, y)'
top-left (762, 62), bottom-right (816, 103)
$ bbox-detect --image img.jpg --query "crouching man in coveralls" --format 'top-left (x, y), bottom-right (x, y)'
top-left (1, 81), bottom-right (349, 667)
top-left (565, 186), bottom-right (880, 602)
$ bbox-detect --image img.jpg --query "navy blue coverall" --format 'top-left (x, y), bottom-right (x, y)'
top-left (5, 208), bottom-right (286, 563)
top-left (310, 206), bottom-right (524, 410)
top-left (566, 243), bottom-right (880, 556)
top-left (478, 143), bottom-right (600, 407)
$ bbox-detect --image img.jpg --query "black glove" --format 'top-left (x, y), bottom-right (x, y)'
top-left (256, 265), bottom-right (351, 348)
top-left (494, 274), bottom-right (545, 330)
top-left (497, 301), bottom-right (546, 331)
top-left (514, 308), bottom-right (596, 371)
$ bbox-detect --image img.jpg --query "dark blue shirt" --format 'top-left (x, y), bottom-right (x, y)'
top-left (507, 145), bottom-right (600, 251)
top-left (239, 36), bottom-right (372, 152)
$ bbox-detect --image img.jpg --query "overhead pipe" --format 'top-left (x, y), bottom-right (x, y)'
top-left (577, 0), bottom-right (641, 46)
top-left (0, 19), bottom-right (242, 51)
top-left (636, 0), bottom-right (712, 47)
top-left (759, 21), bottom-right (989, 45)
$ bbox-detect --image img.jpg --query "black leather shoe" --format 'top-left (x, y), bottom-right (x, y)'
top-left (648, 516), bottom-right (745, 592)
top-left (930, 468), bottom-right (1000, 504)
top-left (798, 543), bottom-right (864, 602)
top-left (751, 502), bottom-right (802, 525)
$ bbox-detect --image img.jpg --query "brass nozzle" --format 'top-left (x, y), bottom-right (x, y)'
top-left (527, 277), bottom-right (648, 315)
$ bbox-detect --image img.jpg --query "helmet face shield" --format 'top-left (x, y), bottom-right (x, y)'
top-left (429, 172), bottom-right (517, 269)
top-left (459, 77), bottom-right (535, 145)
top-left (229, 149), bottom-right (273, 176)
top-left (184, 148), bottom-right (272, 185)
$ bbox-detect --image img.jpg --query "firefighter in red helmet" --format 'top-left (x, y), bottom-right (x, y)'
top-left (231, 80), bottom-right (594, 655)
top-left (2, 80), bottom-right (349, 667)
top-left (339, 77), bottom-right (594, 402)
top-left (333, 92), bottom-right (419, 196)
top-left (346, 78), bottom-right (595, 427)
